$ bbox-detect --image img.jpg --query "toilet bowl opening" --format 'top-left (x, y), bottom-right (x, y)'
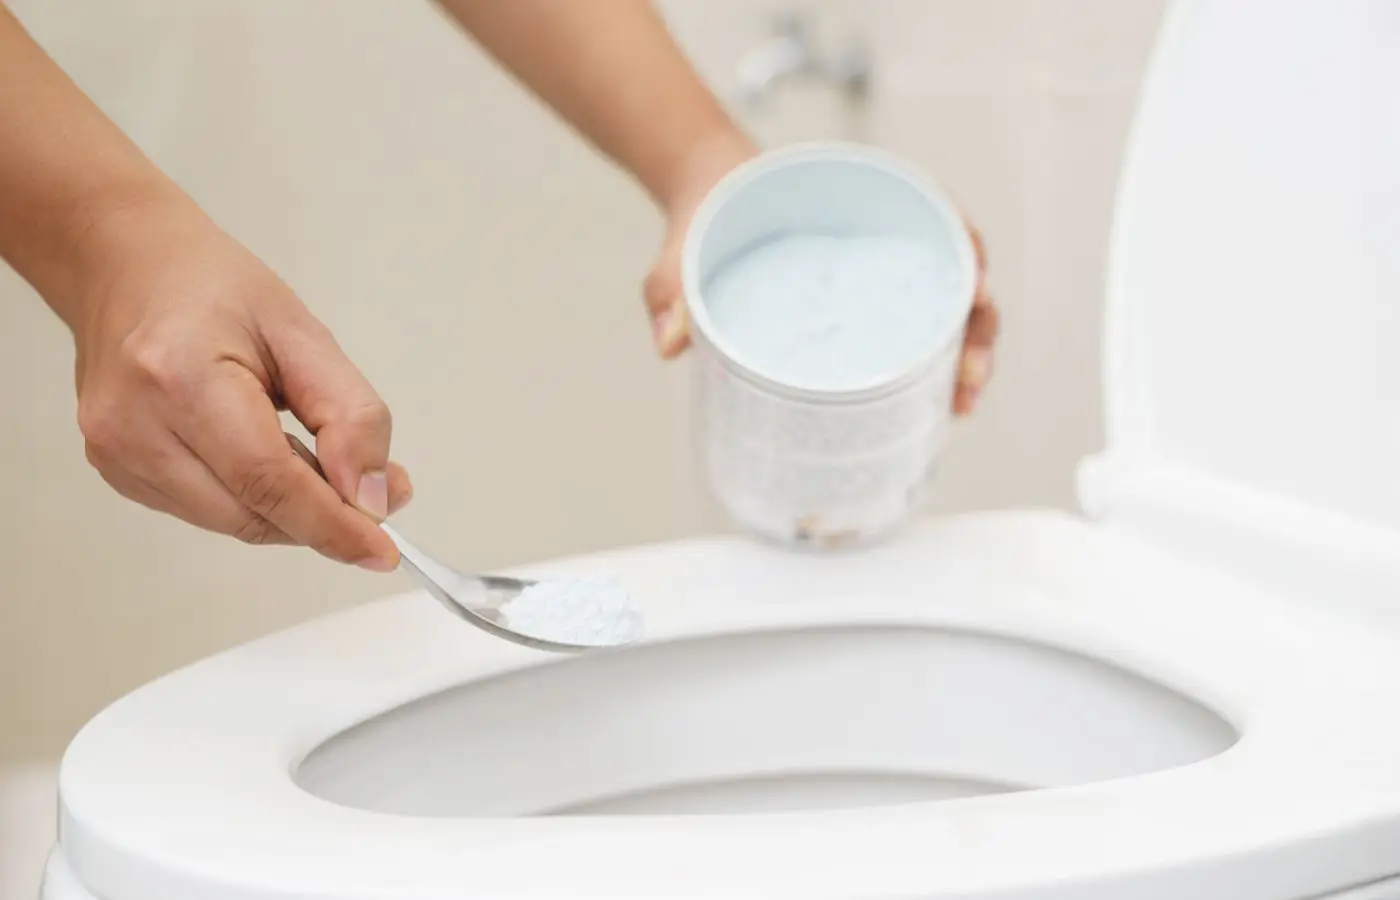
top-left (295, 626), bottom-right (1237, 818)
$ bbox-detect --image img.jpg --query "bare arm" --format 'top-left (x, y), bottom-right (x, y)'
top-left (435, 0), bottom-right (755, 355)
top-left (435, 1), bottom-right (999, 403)
top-left (0, 5), bottom-right (184, 328)
top-left (434, 0), bottom-right (751, 211)
top-left (0, 5), bottom-right (409, 569)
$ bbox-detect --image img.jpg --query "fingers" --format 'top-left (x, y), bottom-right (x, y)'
top-left (642, 132), bottom-right (756, 359)
top-left (641, 232), bottom-right (692, 359)
top-left (954, 289), bottom-right (998, 416)
top-left (258, 312), bottom-right (405, 522)
top-left (79, 360), bottom-right (393, 562)
top-left (964, 291), bottom-right (1000, 348)
top-left (954, 217), bottom-right (997, 417)
top-left (644, 199), bottom-right (1000, 415)
top-left (175, 364), bottom-right (399, 571)
top-left (284, 432), bottom-right (322, 476)
top-left (966, 218), bottom-right (989, 281)
top-left (286, 432), bottom-right (413, 517)
top-left (82, 424), bottom-right (296, 545)
top-left (385, 461), bottom-right (413, 516)
top-left (953, 349), bottom-right (992, 416)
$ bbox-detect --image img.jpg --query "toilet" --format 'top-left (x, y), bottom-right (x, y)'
top-left (42, 1), bottom-right (1400, 898)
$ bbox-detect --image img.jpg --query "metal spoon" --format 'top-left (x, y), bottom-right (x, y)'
top-left (285, 435), bottom-right (640, 654)
top-left (379, 523), bottom-right (640, 654)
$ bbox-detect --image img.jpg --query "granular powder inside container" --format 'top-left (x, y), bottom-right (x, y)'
top-left (703, 232), bottom-right (960, 393)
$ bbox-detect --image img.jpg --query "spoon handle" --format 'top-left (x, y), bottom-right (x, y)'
top-left (280, 435), bottom-right (605, 652)
top-left (380, 523), bottom-right (450, 587)
top-left (380, 520), bottom-right (483, 601)
top-left (377, 522), bottom-right (490, 621)
top-left (282, 434), bottom-right (475, 600)
top-left (378, 522), bottom-right (417, 569)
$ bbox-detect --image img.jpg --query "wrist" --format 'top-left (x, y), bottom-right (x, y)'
top-left (52, 179), bottom-right (197, 334)
top-left (655, 124), bottom-right (758, 217)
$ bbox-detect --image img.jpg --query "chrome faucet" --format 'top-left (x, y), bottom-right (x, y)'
top-left (736, 9), bottom-right (872, 108)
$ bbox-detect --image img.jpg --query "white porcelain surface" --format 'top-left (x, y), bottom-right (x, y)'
top-left (1080, 0), bottom-right (1400, 611)
top-left (49, 512), bottom-right (1400, 900)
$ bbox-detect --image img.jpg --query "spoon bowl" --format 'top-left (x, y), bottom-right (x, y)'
top-left (285, 435), bottom-right (641, 653)
top-left (381, 524), bottom-right (643, 654)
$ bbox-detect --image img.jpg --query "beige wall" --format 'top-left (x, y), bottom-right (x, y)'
top-left (0, 0), bottom-right (1162, 778)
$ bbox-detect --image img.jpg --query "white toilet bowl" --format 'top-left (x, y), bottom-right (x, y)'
top-left (42, 0), bottom-right (1400, 897)
top-left (42, 514), bottom-right (1400, 899)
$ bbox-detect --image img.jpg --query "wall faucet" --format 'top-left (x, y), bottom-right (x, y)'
top-left (736, 9), bottom-right (872, 108)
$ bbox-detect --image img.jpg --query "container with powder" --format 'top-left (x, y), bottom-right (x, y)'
top-left (682, 143), bottom-right (977, 548)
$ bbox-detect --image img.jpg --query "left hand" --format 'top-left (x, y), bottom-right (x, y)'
top-left (641, 137), bottom-right (1000, 417)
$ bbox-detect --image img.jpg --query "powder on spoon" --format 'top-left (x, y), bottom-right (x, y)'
top-left (499, 574), bottom-right (643, 647)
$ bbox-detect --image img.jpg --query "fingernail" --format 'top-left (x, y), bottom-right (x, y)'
top-left (389, 478), bottom-right (413, 516)
top-left (355, 554), bottom-right (398, 573)
top-left (357, 470), bottom-right (388, 520)
top-left (653, 306), bottom-right (674, 345)
top-left (956, 385), bottom-right (981, 415)
top-left (656, 301), bottom-right (688, 353)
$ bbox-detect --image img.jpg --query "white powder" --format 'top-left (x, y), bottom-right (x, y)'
top-left (703, 233), bottom-right (958, 391)
top-left (499, 574), bottom-right (644, 648)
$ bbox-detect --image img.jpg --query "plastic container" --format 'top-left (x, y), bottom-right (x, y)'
top-left (681, 142), bottom-right (978, 548)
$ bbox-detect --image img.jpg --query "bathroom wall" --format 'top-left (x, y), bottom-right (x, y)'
top-left (0, 0), bottom-right (1164, 895)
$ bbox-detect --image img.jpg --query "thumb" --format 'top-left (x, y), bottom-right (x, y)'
top-left (642, 229), bottom-right (692, 359)
top-left (266, 314), bottom-right (397, 521)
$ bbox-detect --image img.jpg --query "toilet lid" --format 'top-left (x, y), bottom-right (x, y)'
top-left (1084, 0), bottom-right (1400, 583)
top-left (51, 514), bottom-right (1400, 899)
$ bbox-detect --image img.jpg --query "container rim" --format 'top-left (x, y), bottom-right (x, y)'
top-left (680, 141), bottom-right (980, 401)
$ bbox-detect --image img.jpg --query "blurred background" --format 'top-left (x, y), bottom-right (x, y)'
top-left (0, 0), bottom-right (1164, 893)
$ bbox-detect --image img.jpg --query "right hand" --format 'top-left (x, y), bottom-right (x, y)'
top-left (69, 196), bottom-right (411, 571)
top-left (641, 131), bottom-right (759, 359)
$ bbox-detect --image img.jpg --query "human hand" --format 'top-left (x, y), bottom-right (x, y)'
top-left (69, 198), bottom-right (411, 571)
top-left (954, 222), bottom-right (998, 415)
top-left (641, 137), bottom-right (999, 415)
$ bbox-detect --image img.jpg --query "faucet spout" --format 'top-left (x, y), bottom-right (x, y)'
top-left (735, 9), bottom-right (872, 109)
top-left (737, 39), bottom-right (814, 106)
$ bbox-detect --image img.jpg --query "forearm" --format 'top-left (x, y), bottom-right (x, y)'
top-left (436, 0), bottom-right (751, 210)
top-left (0, 5), bottom-right (186, 329)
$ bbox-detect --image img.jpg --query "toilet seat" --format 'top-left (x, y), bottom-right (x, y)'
top-left (52, 511), bottom-right (1400, 900)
